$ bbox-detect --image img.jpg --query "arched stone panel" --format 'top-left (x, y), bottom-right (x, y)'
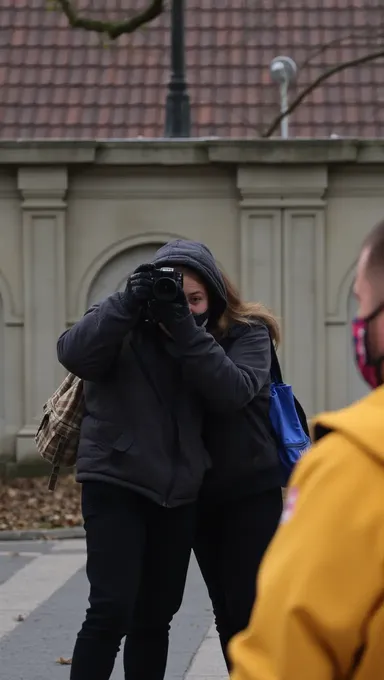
top-left (346, 289), bottom-right (369, 404)
top-left (74, 232), bottom-right (182, 319)
top-left (326, 279), bottom-right (369, 411)
top-left (329, 260), bottom-right (357, 324)
top-left (87, 243), bottom-right (163, 308)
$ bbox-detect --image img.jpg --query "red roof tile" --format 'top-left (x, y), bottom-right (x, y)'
top-left (0, 0), bottom-right (384, 139)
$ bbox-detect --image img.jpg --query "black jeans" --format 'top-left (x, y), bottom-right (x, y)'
top-left (70, 482), bottom-right (196, 680)
top-left (194, 487), bottom-right (283, 670)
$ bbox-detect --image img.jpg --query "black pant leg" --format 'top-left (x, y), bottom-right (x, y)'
top-left (195, 487), bottom-right (283, 670)
top-left (70, 482), bottom-right (148, 680)
top-left (220, 488), bottom-right (283, 652)
top-left (124, 502), bottom-right (197, 680)
top-left (193, 505), bottom-right (228, 657)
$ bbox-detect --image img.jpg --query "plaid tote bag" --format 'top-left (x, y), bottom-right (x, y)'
top-left (35, 373), bottom-right (84, 491)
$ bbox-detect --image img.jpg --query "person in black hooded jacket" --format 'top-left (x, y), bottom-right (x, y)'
top-left (123, 240), bottom-right (283, 674)
top-left (194, 270), bottom-right (284, 672)
top-left (58, 238), bottom-right (280, 680)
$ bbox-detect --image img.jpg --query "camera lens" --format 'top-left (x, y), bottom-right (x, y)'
top-left (152, 277), bottom-right (178, 302)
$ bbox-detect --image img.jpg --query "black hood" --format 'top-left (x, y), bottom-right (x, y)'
top-left (152, 239), bottom-right (227, 320)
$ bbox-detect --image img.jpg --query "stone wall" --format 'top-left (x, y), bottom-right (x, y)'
top-left (0, 138), bottom-right (382, 462)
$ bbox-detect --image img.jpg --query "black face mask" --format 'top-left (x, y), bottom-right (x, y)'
top-left (193, 310), bottom-right (209, 328)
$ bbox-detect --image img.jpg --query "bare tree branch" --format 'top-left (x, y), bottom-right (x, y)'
top-left (263, 46), bottom-right (384, 138)
top-left (56, 0), bottom-right (164, 39)
top-left (301, 25), bottom-right (384, 68)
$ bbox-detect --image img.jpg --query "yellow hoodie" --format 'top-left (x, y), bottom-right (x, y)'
top-left (230, 387), bottom-right (384, 680)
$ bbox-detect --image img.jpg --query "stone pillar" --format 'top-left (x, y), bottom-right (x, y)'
top-left (16, 167), bottom-right (67, 461)
top-left (237, 165), bottom-right (327, 417)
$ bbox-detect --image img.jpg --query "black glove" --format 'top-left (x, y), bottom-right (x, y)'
top-left (122, 263), bottom-right (155, 312)
top-left (150, 285), bottom-right (191, 329)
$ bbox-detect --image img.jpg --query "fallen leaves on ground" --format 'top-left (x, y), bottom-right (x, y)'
top-left (0, 474), bottom-right (81, 531)
top-left (0, 475), bottom-right (286, 532)
top-left (56, 657), bottom-right (72, 665)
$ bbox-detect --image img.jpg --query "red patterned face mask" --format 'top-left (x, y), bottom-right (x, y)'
top-left (352, 303), bottom-right (384, 389)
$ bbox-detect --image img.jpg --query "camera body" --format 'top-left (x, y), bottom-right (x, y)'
top-left (150, 267), bottom-right (183, 303)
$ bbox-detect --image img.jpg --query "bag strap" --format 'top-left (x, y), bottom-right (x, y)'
top-left (269, 337), bottom-right (283, 384)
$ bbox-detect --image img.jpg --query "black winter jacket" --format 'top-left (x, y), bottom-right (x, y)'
top-left (152, 241), bottom-right (282, 502)
top-left (200, 321), bottom-right (282, 503)
top-left (57, 240), bottom-right (276, 507)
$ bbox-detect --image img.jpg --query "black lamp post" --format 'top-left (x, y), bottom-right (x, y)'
top-left (164, 0), bottom-right (191, 137)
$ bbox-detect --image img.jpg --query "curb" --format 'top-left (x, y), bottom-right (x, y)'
top-left (0, 526), bottom-right (85, 541)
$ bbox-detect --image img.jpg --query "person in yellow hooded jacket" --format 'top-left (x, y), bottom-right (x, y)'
top-left (229, 218), bottom-right (384, 680)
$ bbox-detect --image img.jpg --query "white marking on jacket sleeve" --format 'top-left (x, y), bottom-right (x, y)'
top-left (281, 486), bottom-right (299, 524)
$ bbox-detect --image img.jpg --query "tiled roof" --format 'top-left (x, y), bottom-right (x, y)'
top-left (1, 0), bottom-right (384, 139)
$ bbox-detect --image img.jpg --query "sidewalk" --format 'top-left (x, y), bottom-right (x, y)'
top-left (186, 623), bottom-right (228, 680)
top-left (0, 539), bottom-right (226, 680)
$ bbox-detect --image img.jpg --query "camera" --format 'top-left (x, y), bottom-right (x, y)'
top-left (150, 267), bottom-right (183, 303)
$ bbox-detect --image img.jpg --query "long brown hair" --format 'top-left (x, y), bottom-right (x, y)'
top-left (216, 269), bottom-right (281, 346)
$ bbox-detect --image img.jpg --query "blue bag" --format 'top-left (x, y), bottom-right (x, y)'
top-left (269, 340), bottom-right (311, 485)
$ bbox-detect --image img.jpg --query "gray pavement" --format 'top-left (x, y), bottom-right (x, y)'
top-left (0, 540), bottom-right (227, 680)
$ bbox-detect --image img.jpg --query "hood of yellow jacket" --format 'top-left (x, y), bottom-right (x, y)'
top-left (311, 386), bottom-right (384, 466)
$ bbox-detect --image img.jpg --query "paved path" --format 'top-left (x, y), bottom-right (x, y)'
top-left (0, 539), bottom-right (228, 680)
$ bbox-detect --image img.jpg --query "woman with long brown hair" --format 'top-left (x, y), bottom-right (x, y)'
top-left (194, 269), bottom-right (284, 671)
